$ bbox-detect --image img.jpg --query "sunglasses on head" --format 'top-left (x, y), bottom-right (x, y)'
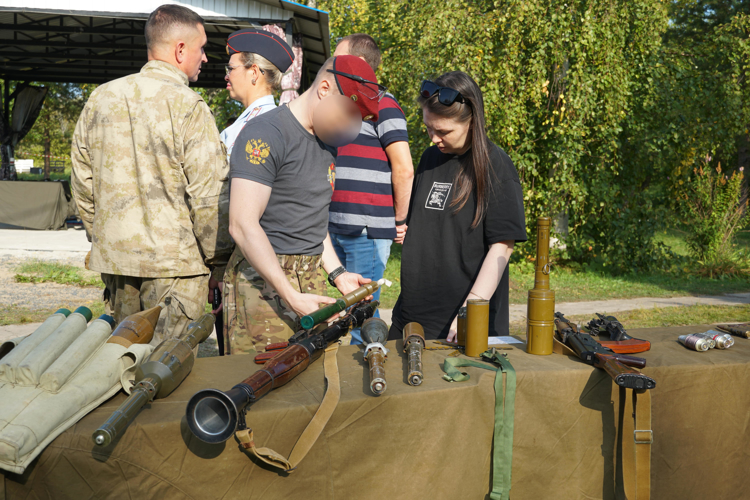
top-left (420, 80), bottom-right (465, 105)
top-left (327, 69), bottom-right (388, 101)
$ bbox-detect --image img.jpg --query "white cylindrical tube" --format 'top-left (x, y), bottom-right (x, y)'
top-left (15, 307), bottom-right (92, 386)
top-left (0, 309), bottom-right (71, 384)
top-left (40, 315), bottom-right (116, 392)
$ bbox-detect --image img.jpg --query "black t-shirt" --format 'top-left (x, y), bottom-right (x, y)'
top-left (391, 142), bottom-right (527, 339)
top-left (230, 105), bottom-right (337, 255)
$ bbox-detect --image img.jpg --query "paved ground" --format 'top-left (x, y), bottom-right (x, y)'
top-left (0, 226), bottom-right (90, 261)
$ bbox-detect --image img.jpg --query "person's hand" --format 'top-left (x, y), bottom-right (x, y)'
top-left (287, 291), bottom-right (336, 318)
top-left (208, 276), bottom-right (224, 314)
top-left (334, 272), bottom-right (372, 297)
top-left (446, 314), bottom-right (459, 343)
top-left (395, 224), bottom-right (408, 244)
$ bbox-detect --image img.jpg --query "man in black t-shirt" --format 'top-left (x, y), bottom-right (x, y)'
top-left (222, 55), bottom-right (387, 355)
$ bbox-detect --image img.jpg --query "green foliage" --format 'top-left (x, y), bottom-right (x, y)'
top-left (317, 0), bottom-right (750, 274)
top-left (14, 261), bottom-right (104, 288)
top-left (679, 160), bottom-right (747, 260)
top-left (194, 88), bottom-right (243, 132)
top-left (320, 0), bottom-right (677, 271)
top-left (6, 80), bottom-right (96, 162)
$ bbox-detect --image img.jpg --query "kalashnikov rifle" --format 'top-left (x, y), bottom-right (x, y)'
top-left (555, 312), bottom-right (655, 390)
top-left (586, 313), bottom-right (651, 354)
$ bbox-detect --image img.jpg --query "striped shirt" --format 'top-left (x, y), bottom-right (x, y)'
top-left (328, 94), bottom-right (409, 240)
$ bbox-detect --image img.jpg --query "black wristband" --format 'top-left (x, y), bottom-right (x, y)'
top-left (327, 266), bottom-right (347, 286)
top-left (395, 219), bottom-right (407, 226)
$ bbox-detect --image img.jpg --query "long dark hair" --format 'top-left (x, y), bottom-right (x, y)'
top-left (418, 71), bottom-right (492, 229)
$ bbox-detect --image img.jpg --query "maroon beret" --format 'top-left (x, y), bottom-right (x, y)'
top-left (328, 55), bottom-right (384, 122)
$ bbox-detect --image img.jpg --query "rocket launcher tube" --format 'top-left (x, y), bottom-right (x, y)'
top-left (186, 301), bottom-right (378, 444)
top-left (403, 322), bottom-right (426, 386)
top-left (300, 280), bottom-right (381, 330)
top-left (93, 314), bottom-right (214, 447)
top-left (362, 318), bottom-right (389, 396)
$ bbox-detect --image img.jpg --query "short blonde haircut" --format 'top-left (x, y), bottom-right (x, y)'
top-left (239, 52), bottom-right (284, 91)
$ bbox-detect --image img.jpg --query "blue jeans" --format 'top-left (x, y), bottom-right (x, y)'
top-left (330, 228), bottom-right (392, 345)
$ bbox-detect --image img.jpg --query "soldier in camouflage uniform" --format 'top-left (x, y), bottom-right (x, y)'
top-left (71, 5), bottom-right (232, 344)
top-left (224, 55), bottom-right (383, 355)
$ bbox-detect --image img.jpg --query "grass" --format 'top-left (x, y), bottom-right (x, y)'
top-left (0, 302), bottom-right (106, 327)
top-left (324, 230), bottom-right (750, 310)
top-left (14, 261), bottom-right (104, 288)
top-left (16, 166), bottom-right (71, 182)
top-left (508, 304), bottom-right (750, 336)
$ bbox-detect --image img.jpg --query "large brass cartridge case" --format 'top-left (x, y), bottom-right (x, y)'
top-left (465, 299), bottom-right (489, 357)
top-left (526, 217), bottom-right (555, 355)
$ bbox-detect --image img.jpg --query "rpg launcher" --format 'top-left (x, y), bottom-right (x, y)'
top-left (361, 318), bottom-right (389, 396)
top-left (554, 313), bottom-right (655, 390)
top-left (186, 300), bottom-right (379, 444)
top-left (93, 314), bottom-right (214, 447)
top-left (586, 313), bottom-right (651, 354)
top-left (299, 280), bottom-right (382, 330)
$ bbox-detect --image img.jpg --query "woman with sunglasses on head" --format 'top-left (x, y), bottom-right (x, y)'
top-left (220, 29), bottom-right (295, 158)
top-left (389, 71), bottom-right (527, 342)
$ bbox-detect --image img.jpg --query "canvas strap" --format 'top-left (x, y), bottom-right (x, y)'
top-left (619, 388), bottom-right (652, 499)
top-left (235, 342), bottom-right (341, 473)
top-left (442, 350), bottom-right (517, 500)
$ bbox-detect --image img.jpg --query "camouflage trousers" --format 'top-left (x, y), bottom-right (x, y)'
top-left (101, 273), bottom-right (209, 345)
top-left (222, 247), bottom-right (327, 355)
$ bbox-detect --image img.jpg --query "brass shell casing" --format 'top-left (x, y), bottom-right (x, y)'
top-left (465, 299), bottom-right (489, 357)
top-left (526, 217), bottom-right (555, 355)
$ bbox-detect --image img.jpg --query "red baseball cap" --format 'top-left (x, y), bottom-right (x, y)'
top-left (327, 55), bottom-right (385, 122)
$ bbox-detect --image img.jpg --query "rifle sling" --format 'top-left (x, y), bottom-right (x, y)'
top-left (235, 342), bottom-right (341, 473)
top-left (617, 387), bottom-right (652, 499)
top-left (442, 350), bottom-right (516, 500)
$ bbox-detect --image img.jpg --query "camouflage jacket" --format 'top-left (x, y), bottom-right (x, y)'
top-left (71, 60), bottom-right (232, 279)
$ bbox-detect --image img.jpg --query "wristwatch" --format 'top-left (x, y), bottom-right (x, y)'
top-left (395, 219), bottom-right (407, 226)
top-left (327, 266), bottom-right (347, 286)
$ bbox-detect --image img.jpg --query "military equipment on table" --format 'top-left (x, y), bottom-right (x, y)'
top-left (693, 333), bottom-right (716, 349)
top-left (699, 331), bottom-right (734, 349)
top-left (678, 334), bottom-right (711, 351)
top-left (213, 288), bottom-right (225, 356)
top-left (586, 313), bottom-right (651, 354)
top-left (186, 300), bottom-right (379, 444)
top-left (93, 314), bottom-right (214, 447)
top-left (361, 318), bottom-right (389, 396)
top-left (300, 280), bottom-right (381, 330)
top-left (526, 217), bottom-right (555, 355)
top-left (465, 299), bottom-right (490, 357)
top-left (555, 313), bottom-right (655, 390)
top-left (716, 323), bottom-right (750, 338)
top-left (403, 322), bottom-right (426, 386)
top-left (107, 305), bottom-right (162, 347)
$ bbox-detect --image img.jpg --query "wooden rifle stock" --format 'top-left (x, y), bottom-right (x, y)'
top-left (594, 354), bottom-right (655, 390)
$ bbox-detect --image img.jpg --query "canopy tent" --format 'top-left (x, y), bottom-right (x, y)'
top-left (0, 0), bottom-right (330, 87)
top-left (0, 0), bottom-right (331, 180)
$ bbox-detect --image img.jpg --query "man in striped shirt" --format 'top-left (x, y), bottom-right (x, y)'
top-left (328, 34), bottom-right (414, 344)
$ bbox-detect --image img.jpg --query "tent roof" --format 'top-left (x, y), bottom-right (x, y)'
top-left (0, 0), bottom-right (330, 88)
